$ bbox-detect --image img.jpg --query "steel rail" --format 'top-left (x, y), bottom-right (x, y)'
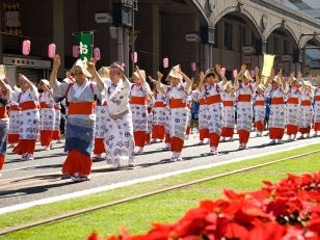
top-left (1, 150), bottom-right (319, 236)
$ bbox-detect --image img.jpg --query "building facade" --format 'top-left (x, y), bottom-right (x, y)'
top-left (0, 0), bottom-right (320, 84)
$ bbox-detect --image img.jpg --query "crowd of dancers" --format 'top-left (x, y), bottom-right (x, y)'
top-left (0, 56), bottom-right (319, 182)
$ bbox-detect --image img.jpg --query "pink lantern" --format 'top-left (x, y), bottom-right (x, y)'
top-left (93, 47), bottom-right (101, 61)
top-left (191, 61), bottom-right (197, 72)
top-left (72, 45), bottom-right (80, 58)
top-left (221, 67), bottom-right (226, 77)
top-left (232, 69), bottom-right (238, 79)
top-left (47, 43), bottom-right (56, 59)
top-left (131, 52), bottom-right (138, 63)
top-left (163, 57), bottom-right (169, 68)
top-left (22, 40), bottom-right (31, 56)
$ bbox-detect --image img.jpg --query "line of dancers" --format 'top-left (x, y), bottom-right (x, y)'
top-left (1, 58), bottom-right (319, 181)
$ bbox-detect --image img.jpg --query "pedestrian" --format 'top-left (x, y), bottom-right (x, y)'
top-left (0, 78), bottom-right (11, 174)
top-left (104, 62), bottom-right (135, 169)
top-left (39, 79), bottom-right (55, 150)
top-left (12, 74), bottom-right (40, 160)
top-left (49, 55), bottom-right (105, 182)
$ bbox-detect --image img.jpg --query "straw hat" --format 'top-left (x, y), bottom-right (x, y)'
top-left (98, 66), bottom-right (110, 78)
top-left (303, 80), bottom-right (312, 88)
top-left (168, 65), bottom-right (183, 80)
top-left (133, 69), bottom-right (146, 81)
top-left (72, 59), bottom-right (92, 78)
top-left (204, 68), bottom-right (216, 79)
top-left (40, 79), bottom-right (50, 86)
top-left (110, 62), bottom-right (125, 72)
top-left (243, 70), bottom-right (253, 81)
top-left (257, 83), bottom-right (265, 91)
top-left (272, 75), bottom-right (282, 85)
top-left (223, 81), bottom-right (234, 91)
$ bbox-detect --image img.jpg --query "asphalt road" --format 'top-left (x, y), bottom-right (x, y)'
top-left (0, 130), bottom-right (319, 213)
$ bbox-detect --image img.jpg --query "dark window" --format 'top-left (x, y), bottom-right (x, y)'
top-left (224, 23), bottom-right (233, 50)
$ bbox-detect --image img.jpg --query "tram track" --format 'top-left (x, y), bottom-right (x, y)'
top-left (0, 149), bottom-right (319, 236)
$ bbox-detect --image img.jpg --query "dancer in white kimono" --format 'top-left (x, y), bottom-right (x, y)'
top-left (104, 62), bottom-right (135, 169)
top-left (221, 81), bottom-right (236, 141)
top-left (12, 74), bottom-right (40, 160)
top-left (285, 74), bottom-right (301, 141)
top-left (197, 65), bottom-right (227, 155)
top-left (39, 79), bottom-right (55, 150)
top-left (8, 81), bottom-right (21, 147)
top-left (234, 65), bottom-right (258, 150)
top-left (314, 75), bottom-right (320, 136)
top-left (130, 68), bottom-right (151, 155)
top-left (265, 69), bottom-right (287, 144)
top-left (298, 80), bottom-right (314, 138)
top-left (152, 65), bottom-right (192, 161)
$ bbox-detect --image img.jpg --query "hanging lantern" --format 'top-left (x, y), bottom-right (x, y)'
top-left (72, 45), bottom-right (80, 58)
top-left (93, 47), bottom-right (101, 61)
top-left (191, 61), bottom-right (197, 72)
top-left (232, 69), bottom-right (238, 79)
top-left (163, 57), bottom-right (169, 68)
top-left (47, 43), bottom-right (56, 59)
top-left (131, 52), bottom-right (138, 63)
top-left (22, 40), bottom-right (31, 56)
top-left (221, 67), bottom-right (226, 77)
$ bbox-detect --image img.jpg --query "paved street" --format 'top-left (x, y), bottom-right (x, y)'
top-left (0, 131), bottom-right (319, 213)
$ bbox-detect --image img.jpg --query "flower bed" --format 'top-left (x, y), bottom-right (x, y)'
top-left (87, 171), bottom-right (320, 240)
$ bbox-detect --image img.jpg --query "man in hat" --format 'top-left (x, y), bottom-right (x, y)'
top-left (0, 77), bottom-right (11, 175)
top-left (103, 62), bottom-right (135, 169)
top-left (152, 64), bottom-right (192, 161)
top-left (39, 79), bottom-right (55, 150)
top-left (130, 66), bottom-right (152, 155)
top-left (49, 55), bottom-right (105, 182)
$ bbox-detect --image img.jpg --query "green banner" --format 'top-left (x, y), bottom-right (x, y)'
top-left (73, 32), bottom-right (93, 60)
